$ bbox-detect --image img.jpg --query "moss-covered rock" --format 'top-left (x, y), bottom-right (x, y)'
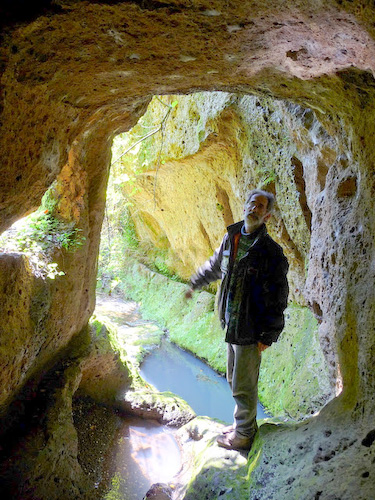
top-left (77, 317), bottom-right (133, 404)
top-left (174, 417), bottom-right (250, 500)
top-left (120, 389), bottom-right (196, 427)
top-left (114, 262), bottom-right (333, 420)
top-left (92, 296), bottom-right (196, 426)
top-left (259, 304), bottom-right (332, 418)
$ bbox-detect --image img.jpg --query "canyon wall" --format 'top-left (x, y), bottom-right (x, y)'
top-left (108, 91), bottom-right (335, 418)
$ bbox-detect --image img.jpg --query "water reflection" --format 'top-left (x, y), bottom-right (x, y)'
top-left (140, 339), bottom-right (268, 423)
top-left (105, 418), bottom-right (181, 499)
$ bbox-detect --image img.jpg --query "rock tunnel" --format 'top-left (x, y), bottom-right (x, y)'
top-left (1, 1), bottom-right (375, 498)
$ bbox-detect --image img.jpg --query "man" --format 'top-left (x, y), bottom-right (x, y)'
top-left (186, 189), bottom-right (289, 451)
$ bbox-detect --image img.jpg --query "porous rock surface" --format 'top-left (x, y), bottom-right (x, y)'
top-left (112, 91), bottom-right (334, 305)
top-left (1, 1), bottom-right (375, 498)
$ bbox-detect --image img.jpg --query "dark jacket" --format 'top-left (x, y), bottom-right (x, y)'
top-left (190, 221), bottom-right (289, 346)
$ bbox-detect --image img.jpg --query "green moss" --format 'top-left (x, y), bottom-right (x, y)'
top-left (125, 388), bottom-right (194, 415)
top-left (117, 262), bottom-right (226, 373)
top-left (181, 418), bottom-right (250, 500)
top-left (258, 304), bottom-right (332, 418)
top-left (115, 264), bottom-right (332, 419)
top-left (103, 473), bottom-right (122, 500)
top-left (89, 315), bottom-right (130, 368)
top-left (120, 211), bottom-right (139, 250)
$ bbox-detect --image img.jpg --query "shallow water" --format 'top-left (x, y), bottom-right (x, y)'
top-left (103, 417), bottom-right (181, 499)
top-left (140, 338), bottom-right (268, 422)
top-left (95, 296), bottom-right (268, 499)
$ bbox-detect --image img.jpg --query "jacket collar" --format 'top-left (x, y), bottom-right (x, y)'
top-left (227, 221), bottom-right (268, 240)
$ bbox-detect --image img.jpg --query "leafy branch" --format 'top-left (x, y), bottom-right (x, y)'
top-left (110, 99), bottom-right (178, 168)
top-left (152, 98), bottom-right (178, 207)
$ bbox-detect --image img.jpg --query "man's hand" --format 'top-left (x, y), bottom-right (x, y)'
top-left (185, 288), bottom-right (194, 300)
top-left (258, 342), bottom-right (269, 354)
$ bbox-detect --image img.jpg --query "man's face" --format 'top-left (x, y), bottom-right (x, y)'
top-left (243, 194), bottom-right (271, 231)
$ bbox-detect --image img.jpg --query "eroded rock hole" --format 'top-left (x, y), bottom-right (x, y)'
top-left (337, 176), bottom-right (357, 198)
top-left (291, 156), bottom-right (312, 231)
top-left (362, 429), bottom-right (375, 447)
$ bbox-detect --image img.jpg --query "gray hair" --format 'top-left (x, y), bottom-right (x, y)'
top-left (245, 189), bottom-right (275, 212)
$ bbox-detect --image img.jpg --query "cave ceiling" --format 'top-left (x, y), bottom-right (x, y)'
top-left (1, 0), bottom-right (375, 230)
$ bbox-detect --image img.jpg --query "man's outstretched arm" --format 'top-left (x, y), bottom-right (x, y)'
top-left (186, 234), bottom-right (228, 298)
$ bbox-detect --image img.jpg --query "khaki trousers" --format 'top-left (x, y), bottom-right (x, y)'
top-left (226, 343), bottom-right (261, 438)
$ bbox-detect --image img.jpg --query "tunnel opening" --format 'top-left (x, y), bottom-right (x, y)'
top-left (0, 89), bottom-right (343, 499)
top-left (97, 90), bottom-right (336, 424)
top-left (86, 89), bottom-right (345, 497)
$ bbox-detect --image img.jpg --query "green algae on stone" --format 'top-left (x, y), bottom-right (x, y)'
top-left (176, 417), bottom-right (250, 500)
top-left (121, 388), bottom-right (196, 426)
top-left (77, 317), bottom-right (134, 403)
top-left (259, 304), bottom-right (332, 419)
top-left (88, 316), bottom-right (133, 375)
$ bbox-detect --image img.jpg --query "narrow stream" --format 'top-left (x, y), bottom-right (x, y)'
top-left (95, 296), bottom-right (269, 499)
top-left (140, 338), bottom-right (268, 422)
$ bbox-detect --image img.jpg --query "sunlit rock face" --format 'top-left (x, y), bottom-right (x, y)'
top-left (112, 92), bottom-right (338, 305)
top-left (1, 0), bottom-right (375, 498)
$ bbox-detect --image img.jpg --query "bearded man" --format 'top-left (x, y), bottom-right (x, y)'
top-left (186, 189), bottom-right (289, 451)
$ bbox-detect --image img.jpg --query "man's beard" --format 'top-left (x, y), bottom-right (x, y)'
top-left (246, 213), bottom-right (259, 223)
top-left (245, 213), bottom-right (261, 230)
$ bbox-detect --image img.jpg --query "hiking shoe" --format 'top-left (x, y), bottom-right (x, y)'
top-left (222, 425), bottom-right (234, 434)
top-left (216, 430), bottom-right (253, 451)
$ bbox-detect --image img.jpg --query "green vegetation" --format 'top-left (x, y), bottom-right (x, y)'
top-left (259, 305), bottom-right (332, 418)
top-left (109, 262), bottom-right (332, 418)
top-left (0, 188), bottom-right (85, 279)
top-left (98, 203), bottom-right (182, 293)
top-left (97, 92), bottom-right (331, 420)
top-left (98, 204), bottom-right (139, 293)
top-left (98, 96), bottom-right (185, 291)
top-left (103, 473), bottom-right (123, 500)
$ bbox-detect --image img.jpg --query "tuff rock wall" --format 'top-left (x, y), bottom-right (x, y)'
top-left (110, 91), bottom-right (336, 419)
top-left (1, 1), bottom-right (375, 498)
top-left (111, 91), bottom-right (330, 306)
